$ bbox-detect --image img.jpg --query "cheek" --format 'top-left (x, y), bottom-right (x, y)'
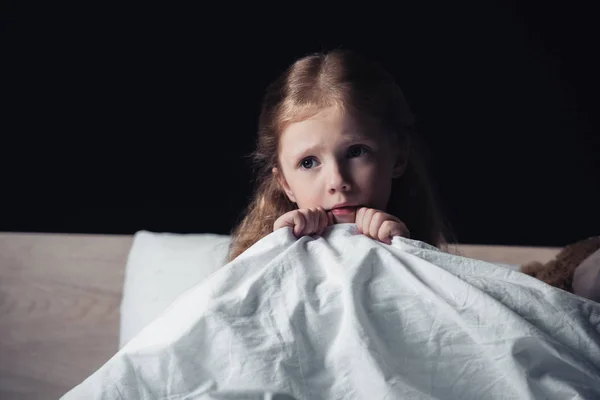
top-left (287, 173), bottom-right (322, 206)
top-left (354, 161), bottom-right (390, 185)
top-left (354, 161), bottom-right (394, 204)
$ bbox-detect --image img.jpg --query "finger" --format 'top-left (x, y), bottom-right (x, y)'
top-left (292, 212), bottom-right (306, 237)
top-left (363, 208), bottom-right (378, 238)
top-left (326, 210), bottom-right (335, 226)
top-left (378, 220), bottom-right (396, 244)
top-left (393, 220), bottom-right (409, 238)
top-left (379, 220), bottom-right (409, 244)
top-left (311, 208), bottom-right (321, 234)
top-left (370, 211), bottom-right (386, 239)
top-left (311, 207), bottom-right (320, 235)
top-left (273, 214), bottom-right (285, 231)
top-left (355, 207), bottom-right (367, 233)
top-left (273, 210), bottom-right (297, 231)
top-left (317, 207), bottom-right (328, 235)
top-left (299, 208), bottom-right (314, 235)
top-left (307, 208), bottom-right (319, 234)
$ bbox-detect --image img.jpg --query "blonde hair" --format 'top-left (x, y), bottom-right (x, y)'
top-left (228, 49), bottom-right (455, 261)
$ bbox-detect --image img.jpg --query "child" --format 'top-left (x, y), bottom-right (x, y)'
top-left (225, 47), bottom-right (598, 301)
top-left (228, 49), bottom-right (455, 262)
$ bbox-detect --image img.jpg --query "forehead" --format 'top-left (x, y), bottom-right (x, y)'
top-left (279, 108), bottom-right (380, 150)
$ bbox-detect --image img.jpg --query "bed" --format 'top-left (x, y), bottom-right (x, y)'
top-left (0, 231), bottom-right (564, 399)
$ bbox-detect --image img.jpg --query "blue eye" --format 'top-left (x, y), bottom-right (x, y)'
top-left (300, 157), bottom-right (319, 169)
top-left (348, 145), bottom-right (368, 158)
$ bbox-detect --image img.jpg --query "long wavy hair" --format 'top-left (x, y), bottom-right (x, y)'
top-left (228, 50), bottom-right (455, 261)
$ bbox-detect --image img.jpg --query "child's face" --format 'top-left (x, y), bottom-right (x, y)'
top-left (274, 107), bottom-right (405, 224)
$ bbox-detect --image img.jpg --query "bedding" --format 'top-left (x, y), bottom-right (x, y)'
top-left (119, 232), bottom-right (525, 350)
top-left (120, 231), bottom-right (231, 348)
top-left (62, 224), bottom-right (600, 399)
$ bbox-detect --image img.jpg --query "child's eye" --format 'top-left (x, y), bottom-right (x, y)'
top-left (348, 145), bottom-right (369, 158)
top-left (300, 157), bottom-right (319, 169)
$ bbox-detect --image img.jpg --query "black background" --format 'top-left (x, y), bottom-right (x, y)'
top-left (2, 1), bottom-right (598, 246)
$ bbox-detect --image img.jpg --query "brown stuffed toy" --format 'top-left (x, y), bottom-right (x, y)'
top-left (521, 235), bottom-right (600, 301)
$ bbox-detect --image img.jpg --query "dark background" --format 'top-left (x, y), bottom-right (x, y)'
top-left (2, 2), bottom-right (598, 246)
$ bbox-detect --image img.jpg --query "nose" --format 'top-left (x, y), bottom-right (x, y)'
top-left (328, 161), bottom-right (351, 194)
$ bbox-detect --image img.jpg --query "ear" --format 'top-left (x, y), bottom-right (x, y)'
top-left (272, 167), bottom-right (297, 203)
top-left (391, 137), bottom-right (410, 179)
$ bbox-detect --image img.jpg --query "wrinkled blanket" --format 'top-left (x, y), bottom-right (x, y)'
top-left (62, 224), bottom-right (600, 399)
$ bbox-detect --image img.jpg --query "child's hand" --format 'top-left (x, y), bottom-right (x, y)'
top-left (355, 207), bottom-right (410, 245)
top-left (273, 207), bottom-right (335, 238)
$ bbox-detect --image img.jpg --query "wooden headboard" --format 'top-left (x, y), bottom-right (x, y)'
top-left (0, 232), bottom-right (561, 399)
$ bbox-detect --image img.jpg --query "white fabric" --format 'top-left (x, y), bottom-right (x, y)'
top-left (119, 232), bottom-right (521, 350)
top-left (66, 224), bottom-right (600, 399)
top-left (119, 230), bottom-right (231, 348)
top-left (491, 262), bottom-right (521, 271)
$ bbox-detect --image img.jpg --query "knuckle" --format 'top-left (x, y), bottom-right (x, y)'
top-left (381, 220), bottom-right (393, 229)
top-left (367, 209), bottom-right (378, 222)
top-left (372, 212), bottom-right (386, 226)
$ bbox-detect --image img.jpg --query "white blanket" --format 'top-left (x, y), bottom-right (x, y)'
top-left (62, 224), bottom-right (600, 399)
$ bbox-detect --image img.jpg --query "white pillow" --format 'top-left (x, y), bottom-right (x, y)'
top-left (119, 230), bottom-right (231, 348)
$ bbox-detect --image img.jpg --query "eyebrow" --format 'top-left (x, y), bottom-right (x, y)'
top-left (289, 134), bottom-right (377, 162)
top-left (290, 144), bottom-right (322, 164)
